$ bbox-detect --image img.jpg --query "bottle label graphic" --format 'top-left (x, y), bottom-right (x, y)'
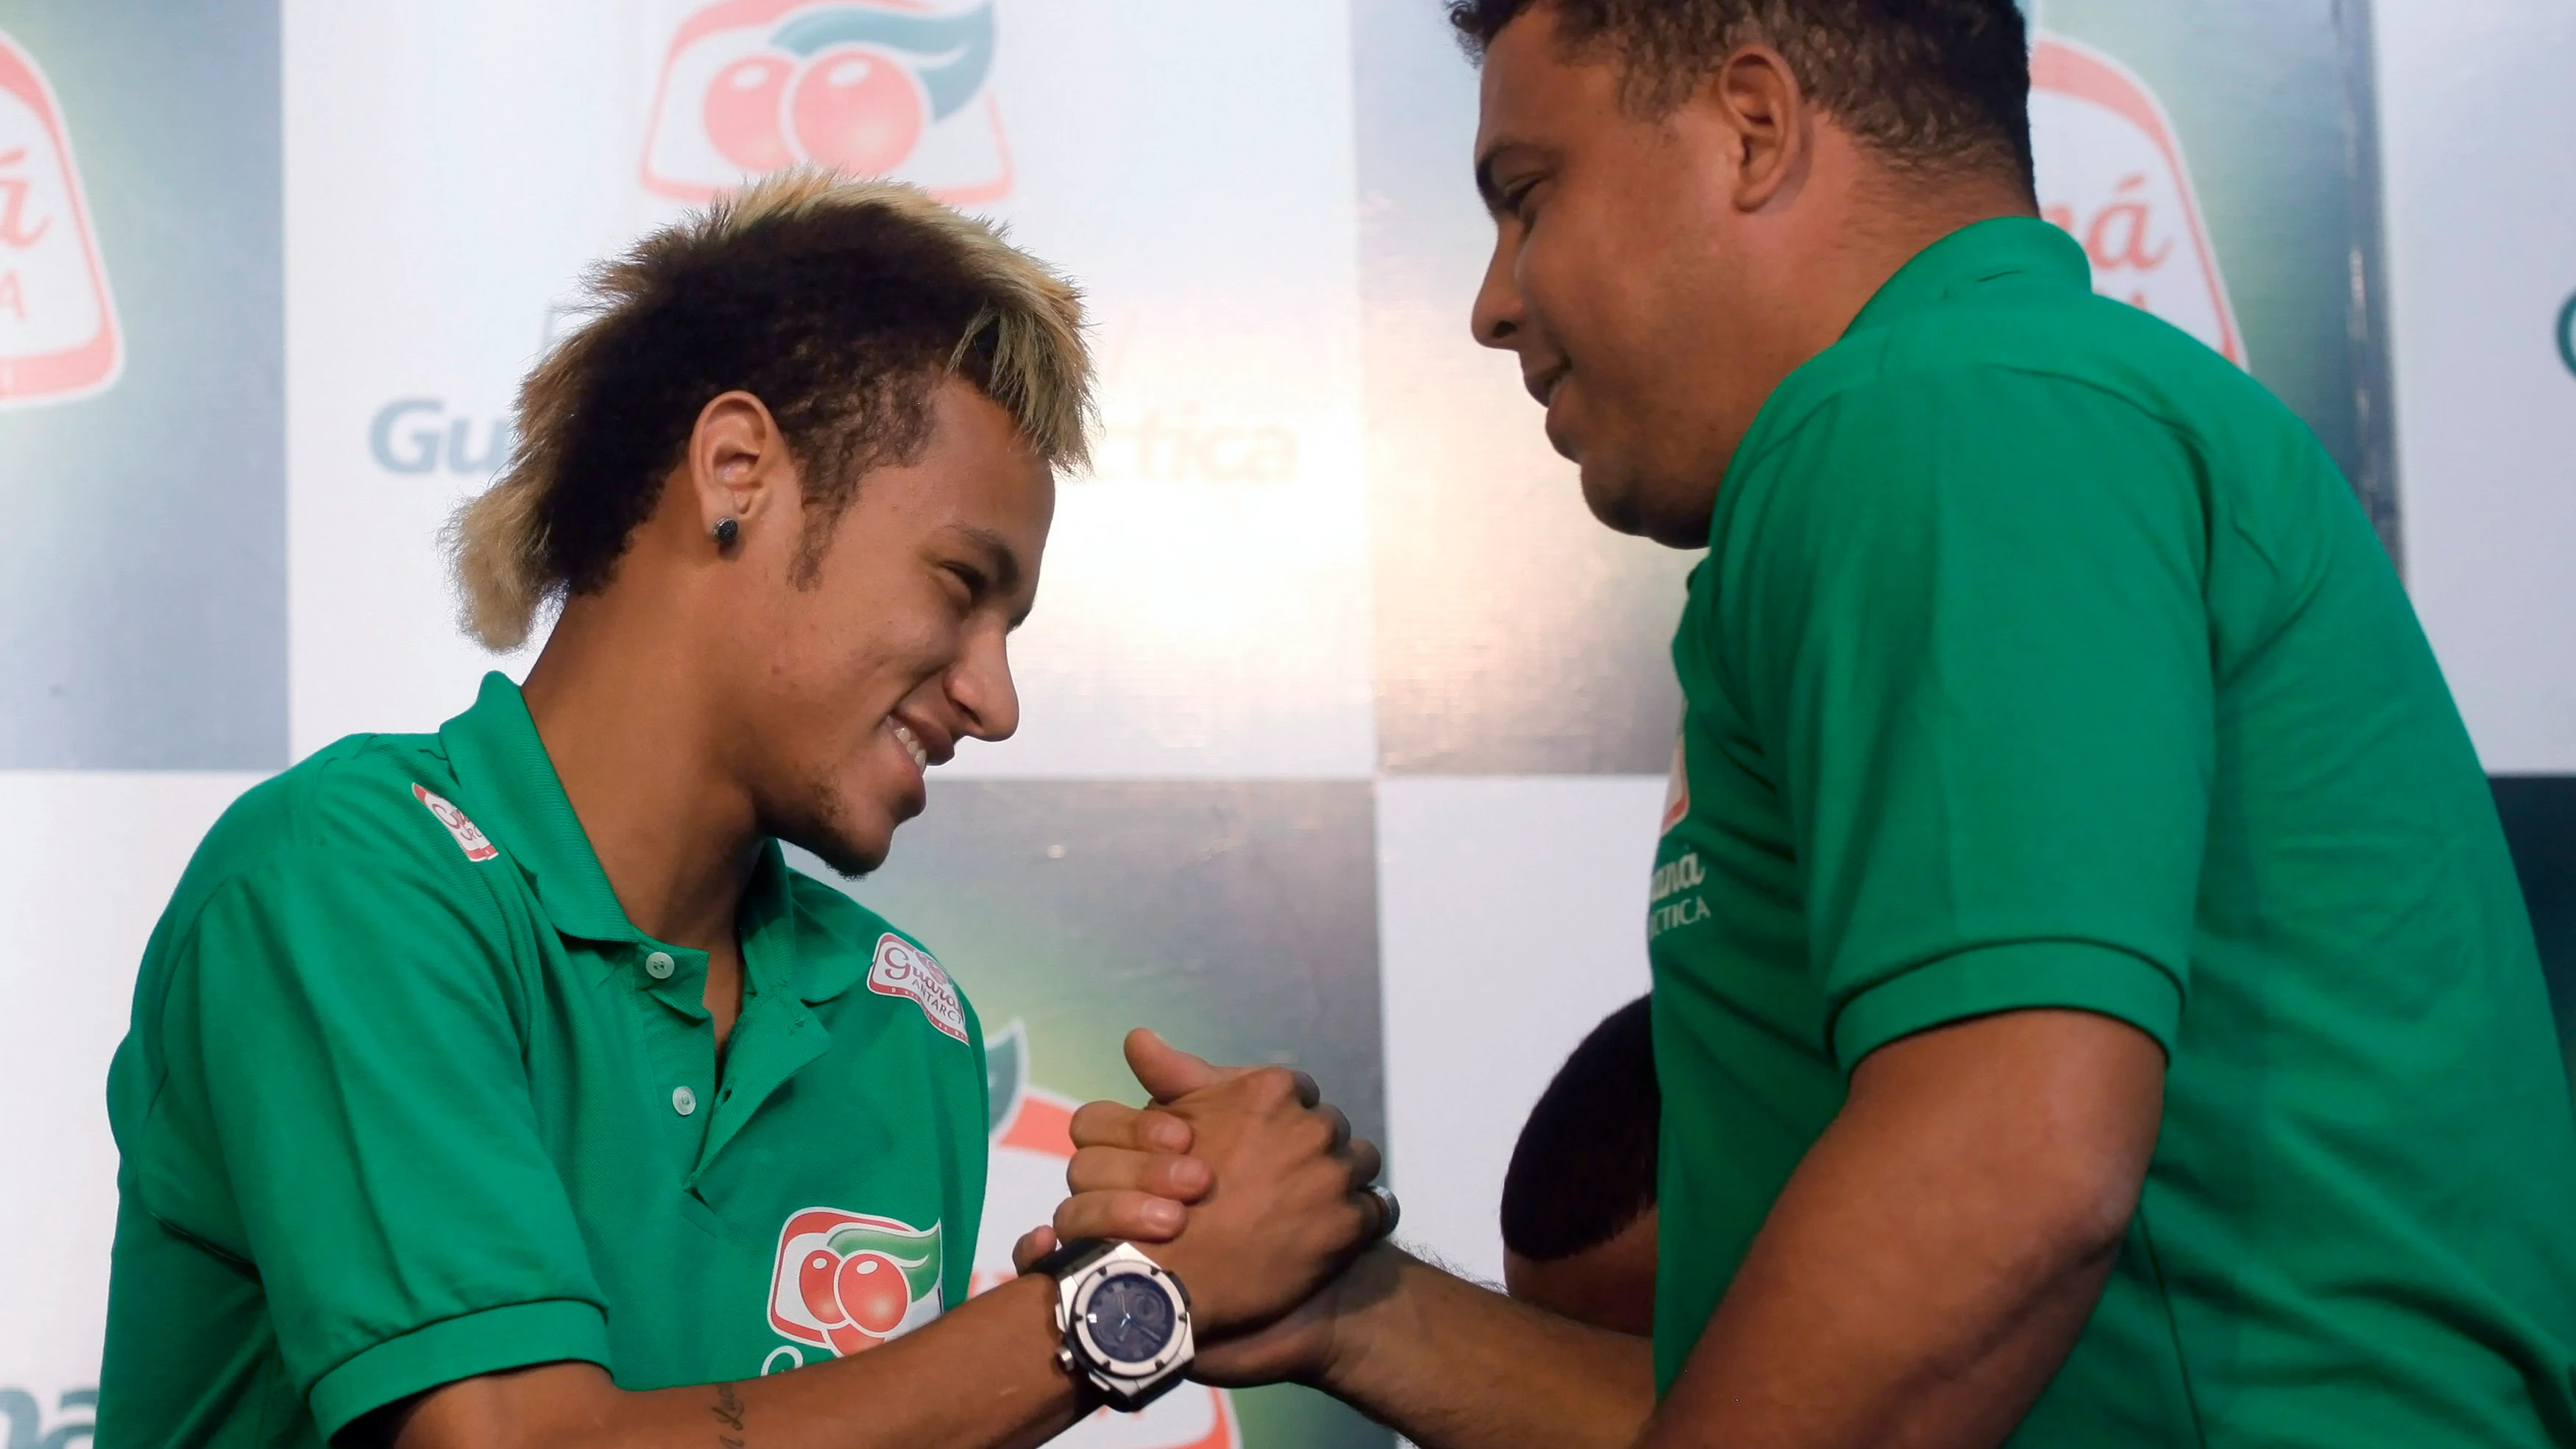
top-left (642, 0), bottom-right (1010, 205)
top-left (0, 29), bottom-right (120, 406)
top-left (2030, 34), bottom-right (2246, 366)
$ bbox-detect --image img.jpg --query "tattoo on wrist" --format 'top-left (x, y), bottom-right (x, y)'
top-left (711, 1381), bottom-right (747, 1447)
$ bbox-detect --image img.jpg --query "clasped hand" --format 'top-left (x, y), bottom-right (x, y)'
top-left (1013, 1029), bottom-right (1389, 1377)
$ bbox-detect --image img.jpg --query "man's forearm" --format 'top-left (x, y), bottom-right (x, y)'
top-left (1303, 1012), bottom-right (2156, 1449)
top-left (393, 1047), bottom-right (1387, 1449)
top-left (389, 1272), bottom-right (1087, 1449)
top-left (1315, 1247), bottom-right (1655, 1449)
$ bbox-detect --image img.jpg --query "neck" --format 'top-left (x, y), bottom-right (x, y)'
top-left (1660, 163), bottom-right (2034, 544)
top-left (519, 591), bottom-right (760, 953)
top-left (1795, 163), bottom-right (2039, 350)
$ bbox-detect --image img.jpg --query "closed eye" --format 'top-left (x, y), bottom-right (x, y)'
top-left (944, 561), bottom-right (988, 606)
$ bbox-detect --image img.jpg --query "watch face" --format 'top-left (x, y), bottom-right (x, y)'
top-left (1083, 1271), bottom-right (1177, 1364)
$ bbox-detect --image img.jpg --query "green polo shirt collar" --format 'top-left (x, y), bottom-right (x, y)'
top-left (1843, 216), bottom-right (2090, 339)
top-left (441, 672), bottom-right (632, 942)
top-left (438, 672), bottom-right (860, 1007)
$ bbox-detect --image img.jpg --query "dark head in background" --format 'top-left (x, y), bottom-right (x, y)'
top-left (1501, 993), bottom-right (1660, 1336)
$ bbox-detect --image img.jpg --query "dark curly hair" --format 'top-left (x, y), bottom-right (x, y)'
top-left (1448, 0), bottom-right (2033, 192)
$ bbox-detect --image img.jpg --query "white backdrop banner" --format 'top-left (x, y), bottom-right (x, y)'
top-left (2377, 0), bottom-right (2576, 774)
top-left (5, 3), bottom-right (2555, 1448)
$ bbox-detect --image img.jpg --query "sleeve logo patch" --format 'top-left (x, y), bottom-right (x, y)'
top-left (868, 933), bottom-right (966, 1044)
top-left (412, 783), bottom-right (499, 862)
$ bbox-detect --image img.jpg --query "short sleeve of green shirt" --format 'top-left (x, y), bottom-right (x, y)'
top-left (1717, 366), bottom-right (2213, 1069)
top-left (144, 778), bottom-right (609, 1434)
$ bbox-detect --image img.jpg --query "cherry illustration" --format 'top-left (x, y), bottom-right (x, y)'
top-left (789, 46), bottom-right (925, 176)
top-left (798, 1247), bottom-right (844, 1326)
top-left (704, 53), bottom-right (796, 172)
top-left (835, 1250), bottom-right (911, 1337)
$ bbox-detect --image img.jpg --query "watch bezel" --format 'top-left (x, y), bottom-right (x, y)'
top-left (1044, 1240), bottom-right (1196, 1411)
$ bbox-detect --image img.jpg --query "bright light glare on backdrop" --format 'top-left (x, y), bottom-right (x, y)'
top-left (286, 0), bottom-right (1379, 780)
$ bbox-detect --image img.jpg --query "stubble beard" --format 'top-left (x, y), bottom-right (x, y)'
top-left (760, 770), bottom-right (892, 881)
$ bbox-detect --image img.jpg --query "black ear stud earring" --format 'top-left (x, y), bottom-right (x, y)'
top-left (712, 517), bottom-right (740, 549)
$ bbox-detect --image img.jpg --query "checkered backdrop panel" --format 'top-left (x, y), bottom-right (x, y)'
top-left (7, 2), bottom-right (2574, 1446)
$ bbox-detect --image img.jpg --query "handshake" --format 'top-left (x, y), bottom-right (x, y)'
top-left (1011, 1027), bottom-right (1398, 1392)
top-left (1003, 1022), bottom-right (1656, 1449)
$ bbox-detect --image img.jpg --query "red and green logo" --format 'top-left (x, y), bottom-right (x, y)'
top-left (768, 1208), bottom-right (944, 1357)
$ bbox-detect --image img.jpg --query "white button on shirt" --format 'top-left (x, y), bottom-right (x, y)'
top-left (672, 1085), bottom-right (697, 1116)
top-left (645, 952), bottom-right (675, 980)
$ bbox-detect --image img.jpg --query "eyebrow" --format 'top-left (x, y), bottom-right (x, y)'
top-left (1474, 147), bottom-right (1510, 218)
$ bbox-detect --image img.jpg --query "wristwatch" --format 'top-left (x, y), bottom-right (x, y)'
top-left (1029, 1238), bottom-right (1196, 1411)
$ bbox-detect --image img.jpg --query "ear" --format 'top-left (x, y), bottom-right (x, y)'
top-left (685, 390), bottom-right (794, 544)
top-left (1703, 44), bottom-right (1811, 212)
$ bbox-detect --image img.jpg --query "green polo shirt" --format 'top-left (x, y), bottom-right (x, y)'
top-left (1648, 218), bottom-right (2576, 1443)
top-left (98, 673), bottom-right (990, 1446)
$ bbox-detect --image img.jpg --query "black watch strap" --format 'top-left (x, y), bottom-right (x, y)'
top-left (1025, 1236), bottom-right (1110, 1281)
top-left (1029, 1239), bottom-right (1113, 1414)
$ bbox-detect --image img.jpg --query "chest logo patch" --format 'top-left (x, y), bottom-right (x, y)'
top-left (1660, 731), bottom-right (1691, 835)
top-left (412, 784), bottom-right (498, 862)
top-left (868, 932), bottom-right (967, 1044)
top-left (768, 1207), bottom-right (945, 1360)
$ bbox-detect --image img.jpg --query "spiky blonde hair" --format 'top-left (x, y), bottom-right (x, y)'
top-left (446, 169), bottom-right (1092, 651)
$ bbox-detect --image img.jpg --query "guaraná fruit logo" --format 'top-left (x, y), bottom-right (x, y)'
top-left (2028, 34), bottom-right (2244, 367)
top-left (0, 28), bottom-right (119, 407)
top-left (768, 1208), bottom-right (946, 1358)
top-left (642, 0), bottom-right (1010, 204)
top-left (869, 932), bottom-right (969, 1044)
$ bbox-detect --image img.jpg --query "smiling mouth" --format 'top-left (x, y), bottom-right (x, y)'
top-left (1526, 365), bottom-right (1567, 408)
top-left (890, 720), bottom-right (930, 773)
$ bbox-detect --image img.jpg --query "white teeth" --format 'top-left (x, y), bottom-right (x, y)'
top-left (891, 721), bottom-right (929, 771)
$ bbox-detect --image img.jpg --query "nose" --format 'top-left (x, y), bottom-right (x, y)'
top-left (947, 619), bottom-right (1021, 743)
top-left (1470, 226), bottom-right (1525, 351)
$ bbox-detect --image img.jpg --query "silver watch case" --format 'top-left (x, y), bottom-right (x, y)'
top-left (1050, 1241), bottom-right (1196, 1411)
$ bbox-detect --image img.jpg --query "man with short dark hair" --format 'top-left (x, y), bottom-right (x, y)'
top-left (98, 171), bottom-right (1387, 1449)
top-left (1050, 2), bottom-right (2576, 1444)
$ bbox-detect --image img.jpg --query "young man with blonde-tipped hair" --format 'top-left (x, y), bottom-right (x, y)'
top-left (96, 171), bottom-right (1387, 1449)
